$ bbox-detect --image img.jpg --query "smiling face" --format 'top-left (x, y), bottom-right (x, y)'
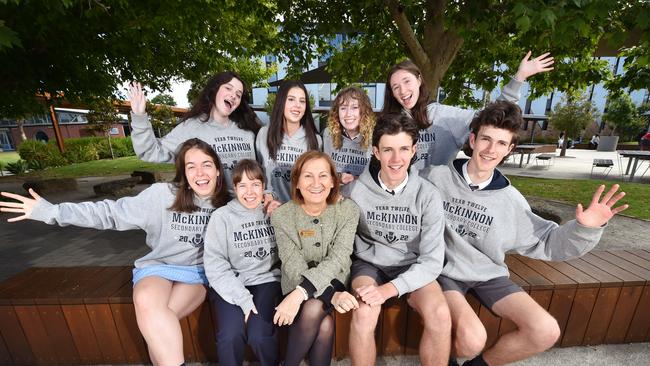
top-left (468, 125), bottom-right (515, 176)
top-left (235, 173), bottom-right (264, 209)
top-left (338, 97), bottom-right (361, 135)
top-left (373, 131), bottom-right (417, 188)
top-left (212, 77), bottom-right (244, 121)
top-left (296, 157), bottom-right (334, 206)
top-left (389, 69), bottom-right (421, 111)
top-left (283, 87), bottom-right (307, 125)
top-left (184, 147), bottom-right (219, 199)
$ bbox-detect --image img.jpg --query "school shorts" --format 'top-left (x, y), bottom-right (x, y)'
top-left (350, 257), bottom-right (411, 286)
top-left (437, 275), bottom-right (524, 309)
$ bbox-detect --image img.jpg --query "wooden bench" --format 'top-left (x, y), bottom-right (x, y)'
top-left (1, 250), bottom-right (649, 364)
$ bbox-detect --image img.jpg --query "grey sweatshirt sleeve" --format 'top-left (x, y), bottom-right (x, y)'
top-left (302, 200), bottom-right (358, 293)
top-left (514, 204), bottom-right (604, 261)
top-left (29, 185), bottom-right (160, 231)
top-left (390, 190), bottom-right (446, 296)
top-left (203, 210), bottom-right (255, 315)
top-left (130, 112), bottom-right (181, 163)
top-left (496, 78), bottom-right (523, 103)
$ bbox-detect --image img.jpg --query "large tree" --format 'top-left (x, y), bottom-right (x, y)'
top-left (0, 0), bottom-right (279, 117)
top-left (276, 0), bottom-right (649, 107)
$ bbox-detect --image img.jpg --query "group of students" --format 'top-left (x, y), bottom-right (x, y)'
top-left (0, 51), bottom-right (630, 366)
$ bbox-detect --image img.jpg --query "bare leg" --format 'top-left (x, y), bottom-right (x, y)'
top-left (349, 276), bottom-right (381, 366)
top-left (444, 291), bottom-right (486, 358)
top-left (407, 281), bottom-right (452, 366)
top-left (167, 282), bottom-right (206, 318)
top-left (481, 292), bottom-right (560, 365)
top-left (133, 276), bottom-right (182, 366)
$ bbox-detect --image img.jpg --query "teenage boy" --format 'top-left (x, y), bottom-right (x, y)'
top-left (421, 100), bottom-right (628, 366)
top-left (343, 114), bottom-right (450, 366)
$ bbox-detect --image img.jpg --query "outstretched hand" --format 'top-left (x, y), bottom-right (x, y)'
top-left (128, 82), bottom-right (147, 115)
top-left (576, 184), bottom-right (628, 228)
top-left (514, 51), bottom-right (554, 81)
top-left (0, 189), bottom-right (42, 222)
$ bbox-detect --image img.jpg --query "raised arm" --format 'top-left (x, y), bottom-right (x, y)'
top-left (513, 51), bottom-right (555, 82)
top-left (518, 184), bottom-right (627, 261)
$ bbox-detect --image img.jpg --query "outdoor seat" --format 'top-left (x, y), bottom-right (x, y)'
top-left (535, 153), bottom-right (555, 168)
top-left (591, 159), bottom-right (614, 178)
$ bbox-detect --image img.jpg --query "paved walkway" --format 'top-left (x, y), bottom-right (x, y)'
top-left (0, 148), bottom-right (648, 365)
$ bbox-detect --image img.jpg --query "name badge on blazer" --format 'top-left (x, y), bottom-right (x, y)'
top-left (299, 229), bottom-right (316, 238)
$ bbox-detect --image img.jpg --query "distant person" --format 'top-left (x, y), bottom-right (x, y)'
top-left (129, 71), bottom-right (261, 194)
top-left (382, 51), bottom-right (554, 170)
top-left (420, 101), bottom-right (628, 366)
top-left (589, 134), bottom-right (600, 149)
top-left (323, 86), bottom-right (376, 184)
top-left (1, 139), bottom-right (229, 366)
top-left (640, 132), bottom-right (650, 151)
top-left (204, 159), bottom-right (281, 366)
top-left (256, 81), bottom-right (322, 203)
top-left (557, 131), bottom-right (565, 148)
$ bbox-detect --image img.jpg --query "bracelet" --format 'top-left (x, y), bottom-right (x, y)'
top-left (296, 285), bottom-right (309, 301)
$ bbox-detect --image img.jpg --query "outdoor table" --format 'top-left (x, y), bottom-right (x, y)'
top-left (513, 144), bottom-right (539, 168)
top-left (617, 150), bottom-right (650, 181)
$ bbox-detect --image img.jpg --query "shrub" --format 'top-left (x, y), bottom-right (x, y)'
top-left (17, 136), bottom-right (135, 168)
top-left (18, 140), bottom-right (66, 168)
top-left (6, 159), bottom-right (29, 174)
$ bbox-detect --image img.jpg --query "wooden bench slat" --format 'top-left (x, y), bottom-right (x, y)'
top-left (37, 303), bottom-right (81, 364)
top-left (505, 256), bottom-right (554, 289)
top-left (565, 258), bottom-right (622, 287)
top-left (581, 253), bottom-right (645, 286)
top-left (0, 268), bottom-right (44, 305)
top-left (86, 303), bottom-right (127, 363)
top-left (613, 251), bottom-right (650, 274)
top-left (512, 255), bottom-right (577, 288)
top-left (0, 304), bottom-right (36, 365)
top-left (560, 287), bottom-right (599, 346)
top-left (624, 285), bottom-right (650, 343)
top-left (582, 287), bottom-right (621, 345)
top-left (0, 329), bottom-right (14, 366)
top-left (62, 304), bottom-right (104, 364)
top-left (186, 301), bottom-right (218, 362)
top-left (544, 261), bottom-right (599, 288)
top-left (84, 267), bottom-right (132, 304)
top-left (590, 251), bottom-right (650, 281)
top-left (604, 285), bottom-right (645, 344)
top-left (110, 302), bottom-right (150, 364)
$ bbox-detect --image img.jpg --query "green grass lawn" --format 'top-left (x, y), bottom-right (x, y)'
top-left (0, 151), bottom-right (20, 165)
top-left (509, 176), bottom-right (650, 220)
top-left (2, 156), bottom-right (174, 179)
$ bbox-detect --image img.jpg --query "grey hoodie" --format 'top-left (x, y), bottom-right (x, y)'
top-left (29, 183), bottom-right (217, 269)
top-left (203, 199), bottom-right (280, 315)
top-left (130, 113), bottom-right (256, 192)
top-left (342, 165), bottom-right (446, 297)
top-left (410, 78), bottom-right (523, 170)
top-left (255, 125), bottom-right (323, 202)
top-left (422, 160), bottom-right (605, 282)
top-left (322, 128), bottom-right (372, 177)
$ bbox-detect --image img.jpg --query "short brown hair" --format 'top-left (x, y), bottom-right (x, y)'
top-left (232, 159), bottom-right (266, 187)
top-left (290, 151), bottom-right (340, 205)
top-left (462, 101), bottom-right (522, 160)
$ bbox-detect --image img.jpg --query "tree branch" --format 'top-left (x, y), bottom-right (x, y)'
top-left (384, 0), bottom-right (430, 67)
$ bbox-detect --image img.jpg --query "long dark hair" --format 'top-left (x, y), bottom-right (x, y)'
top-left (381, 60), bottom-right (431, 129)
top-left (184, 71), bottom-right (261, 134)
top-left (267, 80), bottom-right (319, 160)
top-left (169, 138), bottom-right (229, 212)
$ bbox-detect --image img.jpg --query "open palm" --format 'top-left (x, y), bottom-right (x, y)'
top-left (575, 184), bottom-right (628, 228)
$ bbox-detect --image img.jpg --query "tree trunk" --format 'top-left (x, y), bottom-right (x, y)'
top-left (386, 0), bottom-right (463, 100)
top-left (107, 133), bottom-right (115, 160)
top-left (16, 119), bottom-right (27, 141)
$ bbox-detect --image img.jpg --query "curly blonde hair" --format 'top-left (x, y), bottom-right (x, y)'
top-left (327, 86), bottom-right (376, 150)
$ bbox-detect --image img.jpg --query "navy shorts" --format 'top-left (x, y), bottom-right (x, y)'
top-left (437, 275), bottom-right (524, 309)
